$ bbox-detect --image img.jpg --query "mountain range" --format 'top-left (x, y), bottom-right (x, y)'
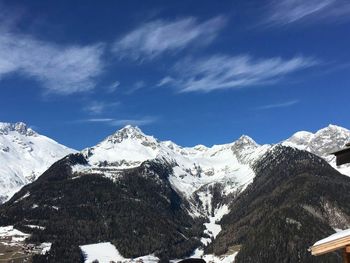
top-left (0, 122), bottom-right (349, 262)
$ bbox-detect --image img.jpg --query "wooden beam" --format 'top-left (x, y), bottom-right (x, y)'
top-left (310, 236), bottom-right (350, 256)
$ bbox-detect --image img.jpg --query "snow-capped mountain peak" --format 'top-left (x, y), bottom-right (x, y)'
top-left (315, 124), bottom-right (350, 139)
top-left (0, 122), bottom-right (36, 136)
top-left (283, 130), bottom-right (313, 147)
top-left (283, 124), bottom-right (350, 154)
top-left (310, 124), bottom-right (350, 156)
top-left (233, 135), bottom-right (258, 148)
top-left (230, 135), bottom-right (263, 165)
top-left (0, 122), bottom-right (75, 203)
top-left (81, 125), bottom-right (160, 169)
top-left (74, 126), bottom-right (270, 210)
top-left (324, 124), bottom-right (348, 132)
top-left (103, 125), bottom-right (159, 145)
top-left (283, 124), bottom-right (350, 176)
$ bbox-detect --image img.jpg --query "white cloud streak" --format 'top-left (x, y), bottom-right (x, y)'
top-left (266, 0), bottom-right (350, 26)
top-left (255, 100), bottom-right (300, 110)
top-left (157, 76), bottom-right (175, 87)
top-left (0, 27), bottom-right (105, 95)
top-left (83, 117), bottom-right (157, 126)
top-left (105, 80), bottom-right (120, 93)
top-left (113, 16), bottom-right (226, 60)
top-left (85, 118), bottom-right (114, 122)
top-left (158, 54), bottom-right (318, 92)
top-left (84, 101), bottom-right (120, 115)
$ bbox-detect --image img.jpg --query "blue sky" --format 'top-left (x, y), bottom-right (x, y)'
top-left (0, 0), bottom-right (349, 150)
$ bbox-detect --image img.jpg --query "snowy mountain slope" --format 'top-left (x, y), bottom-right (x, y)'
top-left (74, 124), bottom-right (350, 215)
top-left (2, 123), bottom-right (347, 207)
top-left (74, 125), bottom-right (271, 216)
top-left (80, 242), bottom-right (159, 263)
top-left (283, 124), bottom-right (350, 175)
top-left (0, 122), bottom-right (75, 203)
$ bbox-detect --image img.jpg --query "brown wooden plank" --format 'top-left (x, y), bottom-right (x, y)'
top-left (310, 236), bottom-right (350, 256)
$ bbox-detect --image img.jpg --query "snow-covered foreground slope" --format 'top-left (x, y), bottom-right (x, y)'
top-left (80, 242), bottom-right (159, 263)
top-left (0, 122), bottom-right (75, 203)
top-left (283, 124), bottom-right (350, 175)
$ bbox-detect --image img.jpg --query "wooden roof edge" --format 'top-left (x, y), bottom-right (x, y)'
top-left (310, 244), bottom-right (341, 256)
top-left (309, 236), bottom-right (350, 256)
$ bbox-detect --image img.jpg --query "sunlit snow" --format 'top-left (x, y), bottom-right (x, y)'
top-left (80, 242), bottom-right (159, 263)
top-left (0, 122), bottom-right (75, 202)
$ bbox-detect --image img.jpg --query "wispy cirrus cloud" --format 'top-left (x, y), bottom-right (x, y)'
top-left (124, 81), bottom-right (146, 95)
top-left (0, 32), bottom-right (105, 95)
top-left (158, 54), bottom-right (318, 92)
top-left (112, 16), bottom-right (226, 60)
top-left (82, 117), bottom-right (157, 126)
top-left (255, 100), bottom-right (300, 110)
top-left (157, 76), bottom-right (174, 87)
top-left (265, 0), bottom-right (350, 26)
top-left (0, 6), bottom-right (106, 95)
top-left (83, 101), bottom-right (120, 115)
top-left (105, 80), bottom-right (120, 93)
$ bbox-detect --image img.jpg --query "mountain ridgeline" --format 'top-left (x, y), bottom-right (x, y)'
top-left (0, 124), bottom-right (350, 262)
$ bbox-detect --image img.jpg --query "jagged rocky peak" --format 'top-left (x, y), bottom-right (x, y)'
top-left (230, 135), bottom-right (262, 165)
top-left (238, 134), bottom-right (257, 144)
top-left (0, 122), bottom-right (36, 136)
top-left (314, 124), bottom-right (350, 139)
top-left (105, 125), bottom-right (157, 144)
top-left (283, 124), bottom-right (350, 156)
top-left (81, 125), bottom-right (161, 167)
top-left (232, 135), bottom-right (258, 150)
top-left (310, 124), bottom-right (350, 156)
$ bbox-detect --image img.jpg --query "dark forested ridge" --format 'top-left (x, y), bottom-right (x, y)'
top-left (0, 154), bottom-right (204, 262)
top-left (207, 146), bottom-right (350, 263)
